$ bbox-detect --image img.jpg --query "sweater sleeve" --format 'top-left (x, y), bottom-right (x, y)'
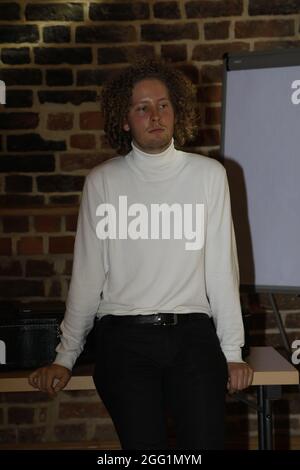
top-left (204, 164), bottom-right (245, 363)
top-left (54, 173), bottom-right (107, 370)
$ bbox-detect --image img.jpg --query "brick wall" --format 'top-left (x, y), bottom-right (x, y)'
top-left (0, 0), bottom-right (300, 448)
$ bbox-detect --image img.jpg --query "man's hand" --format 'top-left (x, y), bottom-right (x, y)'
top-left (28, 363), bottom-right (72, 397)
top-left (227, 362), bottom-right (253, 394)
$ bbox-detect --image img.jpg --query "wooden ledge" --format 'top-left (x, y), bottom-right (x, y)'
top-left (0, 347), bottom-right (299, 393)
top-left (247, 346), bottom-right (299, 386)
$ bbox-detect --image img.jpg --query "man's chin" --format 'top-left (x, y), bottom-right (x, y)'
top-left (133, 136), bottom-right (172, 153)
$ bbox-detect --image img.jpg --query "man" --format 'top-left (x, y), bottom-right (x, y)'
top-left (29, 59), bottom-right (253, 449)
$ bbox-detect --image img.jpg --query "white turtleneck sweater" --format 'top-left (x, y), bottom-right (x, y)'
top-left (55, 140), bottom-right (245, 370)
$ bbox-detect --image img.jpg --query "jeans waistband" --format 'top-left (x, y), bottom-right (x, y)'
top-left (99, 312), bottom-right (208, 327)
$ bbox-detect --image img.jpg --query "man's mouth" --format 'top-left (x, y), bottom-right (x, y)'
top-left (148, 127), bottom-right (165, 133)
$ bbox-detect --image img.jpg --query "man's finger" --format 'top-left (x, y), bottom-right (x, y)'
top-left (54, 371), bottom-right (71, 392)
top-left (28, 370), bottom-right (40, 388)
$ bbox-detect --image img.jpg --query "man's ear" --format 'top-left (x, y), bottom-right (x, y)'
top-left (123, 121), bottom-right (130, 132)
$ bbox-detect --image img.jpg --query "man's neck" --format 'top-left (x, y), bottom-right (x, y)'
top-left (132, 139), bottom-right (173, 155)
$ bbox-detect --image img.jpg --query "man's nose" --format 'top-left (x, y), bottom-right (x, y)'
top-left (150, 106), bottom-right (160, 121)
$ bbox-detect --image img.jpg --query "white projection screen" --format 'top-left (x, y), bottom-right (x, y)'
top-left (221, 49), bottom-right (300, 292)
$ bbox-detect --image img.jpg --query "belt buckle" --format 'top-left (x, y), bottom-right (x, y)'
top-left (157, 313), bottom-right (178, 326)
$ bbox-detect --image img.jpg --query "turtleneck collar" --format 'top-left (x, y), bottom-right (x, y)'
top-left (125, 138), bottom-right (186, 182)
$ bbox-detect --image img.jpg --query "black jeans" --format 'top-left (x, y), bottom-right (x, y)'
top-left (93, 314), bottom-right (228, 450)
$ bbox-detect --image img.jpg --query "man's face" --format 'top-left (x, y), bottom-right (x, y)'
top-left (123, 78), bottom-right (175, 154)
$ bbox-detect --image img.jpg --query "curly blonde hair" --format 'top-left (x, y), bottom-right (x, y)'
top-left (101, 58), bottom-right (197, 155)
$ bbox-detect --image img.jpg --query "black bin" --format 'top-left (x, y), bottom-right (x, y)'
top-left (0, 302), bottom-right (63, 370)
top-left (0, 301), bottom-right (96, 371)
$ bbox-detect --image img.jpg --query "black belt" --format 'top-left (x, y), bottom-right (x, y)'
top-left (100, 312), bottom-right (208, 327)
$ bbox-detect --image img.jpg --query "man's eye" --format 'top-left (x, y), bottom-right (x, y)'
top-left (160, 103), bottom-right (168, 109)
top-left (137, 106), bottom-right (147, 112)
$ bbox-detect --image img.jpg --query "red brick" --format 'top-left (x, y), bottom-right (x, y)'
top-left (1, 154), bottom-right (54, 173)
top-left (141, 23), bottom-right (199, 41)
top-left (37, 175), bottom-right (84, 193)
top-left (77, 68), bottom-right (118, 86)
top-left (249, 0), bottom-right (300, 16)
top-left (205, 106), bottom-right (221, 125)
top-left (39, 407), bottom-right (47, 423)
top-left (49, 236), bottom-right (74, 254)
top-left (89, 3), bottom-right (149, 21)
top-left (70, 134), bottom-right (96, 150)
top-left (161, 44), bottom-right (187, 62)
top-left (250, 332), bottom-right (283, 348)
top-left (5, 174), bottom-right (32, 193)
top-left (47, 113), bottom-right (73, 130)
top-left (0, 47), bottom-right (30, 66)
top-left (59, 402), bottom-right (106, 419)
top-left (48, 280), bottom-right (62, 297)
top-left (17, 237), bottom-right (44, 255)
top-left (0, 68), bottom-right (41, 87)
top-left (76, 25), bottom-right (136, 43)
top-left (186, 0), bottom-right (243, 18)
top-left (3, 392), bottom-right (51, 403)
top-left (0, 259), bottom-right (22, 276)
top-left (287, 397), bottom-right (300, 413)
top-left (204, 21), bottom-right (230, 40)
top-left (35, 47), bottom-right (91, 65)
top-left (34, 215), bottom-right (61, 233)
top-left (193, 128), bottom-right (220, 146)
top-left (192, 42), bottom-right (249, 61)
top-left (97, 45), bottom-right (155, 64)
top-left (80, 112), bottom-right (103, 130)
top-left (254, 40), bottom-right (300, 51)
top-left (0, 112), bottom-right (39, 130)
top-left (26, 3), bottom-right (83, 21)
top-left (0, 238), bottom-right (12, 255)
top-left (250, 311), bottom-right (277, 330)
top-left (59, 152), bottom-right (110, 171)
top-left (7, 133), bottom-right (65, 152)
top-left (286, 313), bottom-right (300, 329)
top-left (100, 134), bottom-right (112, 150)
top-left (235, 20), bottom-right (294, 38)
top-left (64, 259), bottom-right (73, 275)
top-left (25, 260), bottom-right (54, 277)
top-left (200, 65), bottom-right (223, 84)
top-left (154, 2), bottom-right (181, 19)
top-left (18, 427), bottom-right (47, 443)
top-left (3, 216), bottom-right (29, 233)
top-left (50, 195), bottom-right (79, 205)
top-left (0, 279), bottom-right (44, 297)
top-left (0, 3), bottom-right (20, 21)
top-left (259, 292), bottom-right (300, 310)
top-left (8, 407), bottom-right (34, 425)
top-left (54, 423), bottom-right (87, 441)
top-left (43, 25), bottom-right (71, 43)
top-left (46, 66), bottom-right (73, 86)
top-left (198, 85), bottom-right (222, 103)
top-left (0, 428), bottom-right (17, 444)
top-left (39, 90), bottom-right (96, 105)
top-left (65, 214), bottom-right (78, 232)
